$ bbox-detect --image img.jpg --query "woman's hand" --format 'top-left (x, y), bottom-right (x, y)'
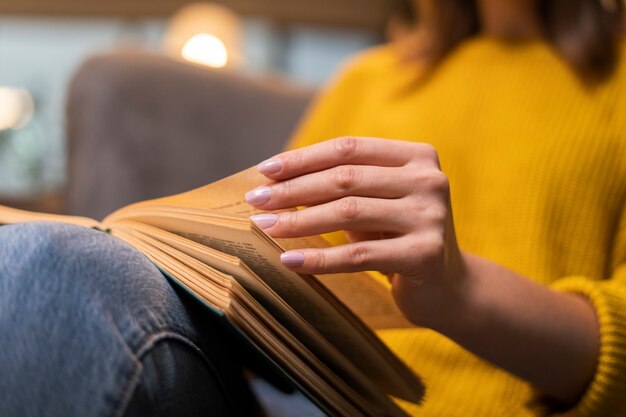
top-left (245, 136), bottom-right (468, 328)
top-left (246, 136), bottom-right (600, 403)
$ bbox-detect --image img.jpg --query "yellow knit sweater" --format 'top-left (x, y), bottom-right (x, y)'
top-left (287, 37), bottom-right (626, 416)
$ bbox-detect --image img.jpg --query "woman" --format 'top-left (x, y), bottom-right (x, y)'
top-left (1, 0), bottom-right (624, 416)
top-left (246, 0), bottom-right (625, 415)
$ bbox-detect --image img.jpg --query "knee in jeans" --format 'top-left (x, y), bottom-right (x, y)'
top-left (1, 222), bottom-right (88, 263)
top-left (0, 222), bottom-right (188, 344)
top-left (3, 222), bottom-right (112, 266)
top-left (0, 222), bottom-right (161, 299)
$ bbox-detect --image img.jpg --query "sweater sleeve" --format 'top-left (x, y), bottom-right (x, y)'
top-left (551, 51), bottom-right (626, 415)
top-left (550, 202), bottom-right (626, 416)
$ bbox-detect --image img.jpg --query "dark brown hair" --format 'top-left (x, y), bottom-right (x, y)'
top-left (405, 0), bottom-right (624, 83)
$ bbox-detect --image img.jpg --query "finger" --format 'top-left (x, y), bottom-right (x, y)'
top-left (257, 137), bottom-right (439, 180)
top-left (253, 197), bottom-right (411, 238)
top-left (246, 165), bottom-right (413, 209)
top-left (279, 239), bottom-right (407, 275)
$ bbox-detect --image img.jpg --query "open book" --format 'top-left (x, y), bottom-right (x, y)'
top-left (0, 167), bottom-right (424, 417)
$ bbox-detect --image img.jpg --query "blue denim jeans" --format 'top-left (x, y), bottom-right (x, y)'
top-left (0, 222), bottom-right (324, 417)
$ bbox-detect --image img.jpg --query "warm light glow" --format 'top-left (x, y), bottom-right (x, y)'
top-left (164, 3), bottom-right (242, 69)
top-left (181, 33), bottom-right (229, 68)
top-left (0, 87), bottom-right (34, 131)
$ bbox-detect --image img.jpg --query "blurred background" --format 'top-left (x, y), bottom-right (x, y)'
top-left (0, 0), bottom-right (415, 215)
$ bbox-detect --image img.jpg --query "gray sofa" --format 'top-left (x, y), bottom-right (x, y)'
top-left (65, 52), bottom-right (313, 219)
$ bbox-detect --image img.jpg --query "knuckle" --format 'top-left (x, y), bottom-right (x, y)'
top-left (285, 150), bottom-right (305, 172)
top-left (409, 169), bottom-right (449, 192)
top-left (333, 136), bottom-right (359, 160)
top-left (419, 232), bottom-right (446, 262)
top-left (418, 143), bottom-right (438, 160)
top-left (278, 179), bottom-right (294, 200)
top-left (428, 205), bottom-right (448, 224)
top-left (335, 197), bottom-right (360, 221)
top-left (313, 251), bottom-right (327, 271)
top-left (332, 166), bottom-right (362, 192)
top-left (404, 194), bottom-right (425, 214)
top-left (434, 179), bottom-right (450, 198)
top-left (434, 172), bottom-right (450, 192)
top-left (412, 143), bottom-right (441, 167)
top-left (408, 169), bottom-right (427, 186)
top-left (281, 210), bottom-right (300, 234)
top-left (347, 245), bottom-right (371, 268)
top-left (422, 170), bottom-right (449, 192)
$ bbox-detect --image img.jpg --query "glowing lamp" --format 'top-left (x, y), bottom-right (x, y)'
top-left (181, 33), bottom-right (229, 68)
top-left (165, 3), bottom-right (243, 69)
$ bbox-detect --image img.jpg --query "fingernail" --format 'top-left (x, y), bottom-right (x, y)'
top-left (258, 159), bottom-right (282, 176)
top-left (280, 251), bottom-right (305, 267)
top-left (245, 187), bottom-right (271, 206)
top-left (250, 213), bottom-right (278, 229)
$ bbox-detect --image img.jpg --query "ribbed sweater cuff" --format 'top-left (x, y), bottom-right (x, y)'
top-left (550, 277), bottom-right (626, 417)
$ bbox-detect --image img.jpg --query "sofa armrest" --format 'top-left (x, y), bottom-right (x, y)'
top-left (66, 52), bottom-right (313, 219)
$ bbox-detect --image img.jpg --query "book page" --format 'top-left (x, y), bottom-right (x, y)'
top-left (106, 168), bottom-right (412, 330)
top-left (106, 209), bottom-right (424, 404)
top-left (115, 224), bottom-right (407, 417)
top-left (147, 166), bottom-right (270, 216)
top-left (117, 221), bottom-right (408, 415)
top-left (278, 235), bottom-right (413, 330)
top-left (103, 166), bottom-right (264, 219)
